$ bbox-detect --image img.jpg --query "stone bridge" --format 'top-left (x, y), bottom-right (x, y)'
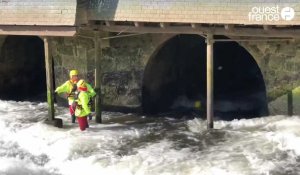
top-left (0, 0), bottom-right (300, 120)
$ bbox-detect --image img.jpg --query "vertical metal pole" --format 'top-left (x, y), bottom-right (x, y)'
top-left (43, 37), bottom-right (55, 121)
top-left (206, 34), bottom-right (214, 129)
top-left (94, 33), bottom-right (102, 123)
top-left (288, 90), bottom-right (293, 116)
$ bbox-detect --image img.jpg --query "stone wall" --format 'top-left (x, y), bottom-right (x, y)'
top-left (52, 31), bottom-right (300, 114)
top-left (240, 39), bottom-right (300, 102)
top-left (52, 30), bottom-right (173, 107)
top-left (100, 33), bottom-right (174, 107)
top-left (51, 33), bottom-right (96, 105)
top-left (51, 35), bottom-right (94, 92)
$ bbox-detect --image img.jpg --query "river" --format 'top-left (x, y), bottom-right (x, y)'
top-left (0, 100), bottom-right (300, 175)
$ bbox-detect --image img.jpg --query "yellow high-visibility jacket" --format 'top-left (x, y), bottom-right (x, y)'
top-left (75, 91), bottom-right (91, 117)
top-left (86, 83), bottom-right (96, 98)
top-left (55, 80), bottom-right (96, 105)
top-left (55, 80), bottom-right (76, 105)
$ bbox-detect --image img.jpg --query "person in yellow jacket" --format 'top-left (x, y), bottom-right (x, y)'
top-left (75, 79), bottom-right (91, 131)
top-left (55, 70), bottom-right (96, 123)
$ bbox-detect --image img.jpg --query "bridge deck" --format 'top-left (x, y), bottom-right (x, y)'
top-left (88, 0), bottom-right (300, 26)
top-left (0, 0), bottom-right (77, 36)
top-left (0, 0), bottom-right (299, 37)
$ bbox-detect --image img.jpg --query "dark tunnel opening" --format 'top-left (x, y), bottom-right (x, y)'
top-left (142, 34), bottom-right (269, 120)
top-left (0, 36), bottom-right (46, 101)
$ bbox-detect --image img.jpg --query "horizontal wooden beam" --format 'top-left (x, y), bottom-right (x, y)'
top-left (160, 22), bottom-right (169, 28)
top-left (225, 24), bottom-right (234, 31)
top-left (105, 21), bottom-right (114, 27)
top-left (98, 25), bottom-right (206, 35)
top-left (191, 23), bottom-right (202, 29)
top-left (0, 25), bottom-right (76, 36)
top-left (97, 25), bottom-right (300, 38)
top-left (263, 25), bottom-right (272, 31)
top-left (134, 22), bottom-right (144, 27)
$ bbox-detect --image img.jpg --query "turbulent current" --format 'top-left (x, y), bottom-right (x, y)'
top-left (0, 100), bottom-right (300, 175)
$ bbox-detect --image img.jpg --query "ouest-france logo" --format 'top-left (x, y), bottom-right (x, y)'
top-left (248, 6), bottom-right (295, 22)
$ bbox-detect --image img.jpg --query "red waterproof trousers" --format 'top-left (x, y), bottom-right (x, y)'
top-left (77, 116), bottom-right (88, 131)
top-left (69, 105), bottom-right (75, 115)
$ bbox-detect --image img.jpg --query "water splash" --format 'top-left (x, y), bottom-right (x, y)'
top-left (0, 100), bottom-right (300, 175)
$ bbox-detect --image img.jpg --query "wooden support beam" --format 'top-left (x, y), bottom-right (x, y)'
top-left (43, 37), bottom-right (55, 122)
top-left (0, 25), bottom-right (76, 36)
top-left (94, 32), bottom-right (102, 123)
top-left (206, 34), bottom-right (214, 129)
top-left (98, 25), bottom-right (300, 38)
top-left (288, 90), bottom-right (293, 116)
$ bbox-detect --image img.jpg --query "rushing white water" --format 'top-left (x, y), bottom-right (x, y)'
top-left (0, 100), bottom-right (300, 175)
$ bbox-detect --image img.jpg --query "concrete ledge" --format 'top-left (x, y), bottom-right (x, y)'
top-left (44, 118), bottom-right (63, 128)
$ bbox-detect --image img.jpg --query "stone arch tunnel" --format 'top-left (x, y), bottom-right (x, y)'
top-left (142, 34), bottom-right (269, 120)
top-left (0, 36), bottom-right (46, 101)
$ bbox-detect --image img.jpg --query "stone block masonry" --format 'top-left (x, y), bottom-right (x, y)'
top-left (50, 30), bottom-right (300, 115)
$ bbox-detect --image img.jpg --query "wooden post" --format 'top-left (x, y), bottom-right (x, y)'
top-left (206, 34), bottom-right (214, 129)
top-left (94, 33), bottom-right (102, 123)
top-left (288, 90), bottom-right (293, 116)
top-left (43, 37), bottom-right (55, 121)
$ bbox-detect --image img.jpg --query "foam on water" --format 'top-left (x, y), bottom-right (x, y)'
top-left (1, 100), bottom-right (300, 175)
top-left (187, 116), bottom-right (300, 174)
